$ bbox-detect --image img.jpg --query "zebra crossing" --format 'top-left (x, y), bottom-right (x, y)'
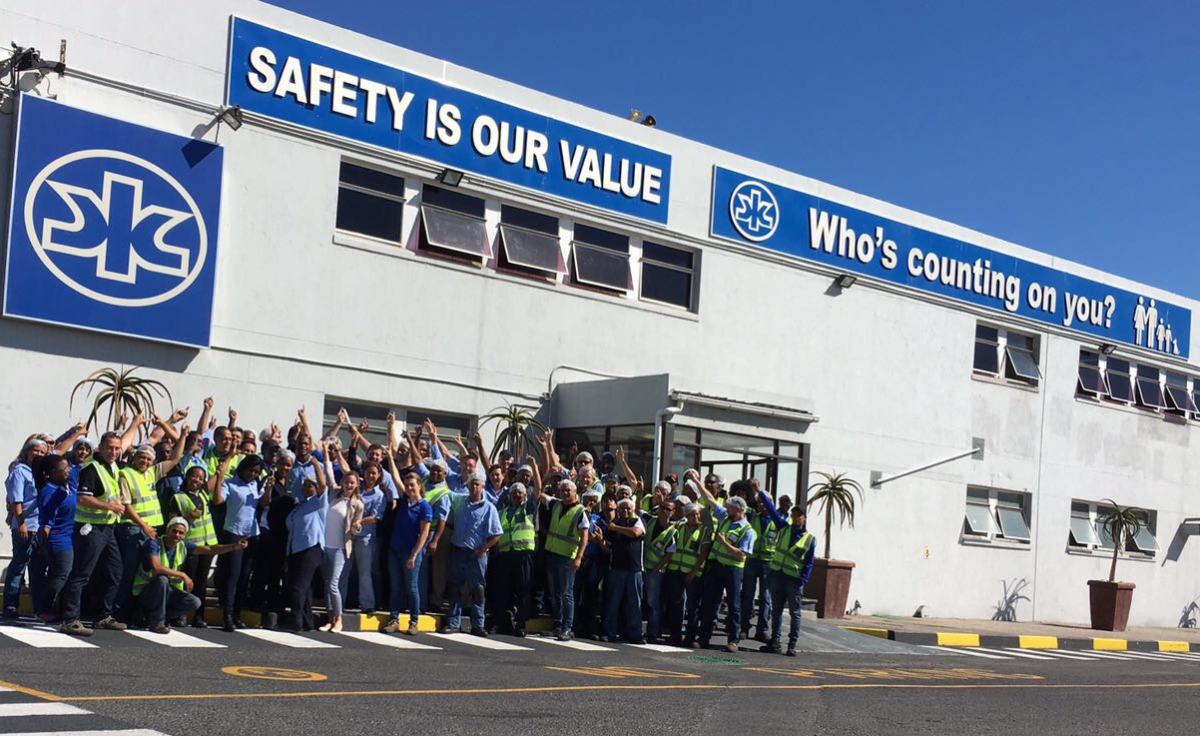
top-left (0, 685), bottom-right (171, 736)
top-left (926, 645), bottom-right (1200, 664)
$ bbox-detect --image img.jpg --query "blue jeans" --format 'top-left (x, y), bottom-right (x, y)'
top-left (698, 562), bottom-right (743, 646)
top-left (546, 554), bottom-right (577, 631)
top-left (388, 547), bottom-right (423, 623)
top-left (2, 533), bottom-right (38, 615)
top-left (643, 569), bottom-right (664, 639)
top-left (446, 546), bottom-right (487, 631)
top-left (352, 536), bottom-right (376, 611)
top-left (217, 531), bottom-right (257, 618)
top-left (137, 575), bottom-right (201, 626)
top-left (321, 548), bottom-right (349, 617)
top-left (604, 568), bottom-right (644, 641)
top-left (740, 558), bottom-right (772, 635)
top-left (37, 548), bottom-right (72, 618)
top-left (114, 524), bottom-right (151, 620)
top-left (768, 571), bottom-right (804, 647)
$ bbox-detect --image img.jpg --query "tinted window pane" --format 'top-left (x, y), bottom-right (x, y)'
top-left (340, 162), bottom-right (405, 196)
top-left (997, 507), bottom-right (1031, 540)
top-left (1007, 333), bottom-right (1033, 351)
top-left (423, 184), bottom-right (485, 217)
top-left (641, 263), bottom-right (691, 307)
top-left (574, 223), bottom-right (629, 252)
top-left (1165, 385), bottom-right (1195, 412)
top-left (1005, 347), bottom-right (1040, 380)
top-left (643, 241), bottom-right (693, 268)
top-left (423, 206), bottom-right (488, 256)
top-left (1108, 371), bottom-right (1134, 402)
top-left (336, 188), bottom-right (404, 241)
top-left (574, 244), bottom-right (630, 290)
top-left (975, 325), bottom-right (998, 342)
top-left (1078, 365), bottom-right (1106, 395)
top-left (501, 206), bottom-right (558, 235)
top-left (1069, 515), bottom-right (1100, 546)
top-left (1137, 378), bottom-right (1166, 408)
top-left (500, 225), bottom-right (562, 273)
top-left (973, 341), bottom-right (999, 373)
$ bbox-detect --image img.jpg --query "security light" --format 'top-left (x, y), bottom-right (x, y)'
top-left (834, 273), bottom-right (857, 289)
top-left (216, 105), bottom-right (243, 131)
top-left (641, 115), bottom-right (657, 127)
top-left (1099, 343), bottom-right (1117, 356)
top-left (437, 168), bottom-right (464, 187)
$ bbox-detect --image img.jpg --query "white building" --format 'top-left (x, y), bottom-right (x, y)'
top-left (1, 0), bottom-right (1196, 627)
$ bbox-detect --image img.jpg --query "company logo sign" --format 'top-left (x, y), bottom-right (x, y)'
top-left (5, 96), bottom-right (222, 347)
top-left (729, 180), bottom-right (778, 242)
top-left (710, 166), bottom-right (1192, 359)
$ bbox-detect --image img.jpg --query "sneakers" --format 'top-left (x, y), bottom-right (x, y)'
top-left (551, 627), bottom-right (564, 639)
top-left (95, 617), bottom-right (127, 631)
top-left (381, 618), bottom-right (400, 634)
top-left (760, 641), bottom-right (781, 654)
top-left (60, 620), bottom-right (93, 637)
top-left (786, 645), bottom-right (797, 657)
top-left (406, 620), bottom-right (419, 636)
top-left (725, 642), bottom-right (739, 653)
top-left (555, 630), bottom-right (571, 642)
top-left (149, 622), bottom-right (171, 635)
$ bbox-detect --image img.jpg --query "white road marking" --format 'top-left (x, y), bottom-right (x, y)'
top-left (626, 643), bottom-right (691, 653)
top-left (1078, 650), bottom-right (1149, 660)
top-left (1047, 649), bottom-right (1117, 659)
top-left (1112, 650), bottom-right (1183, 661)
top-left (0, 702), bottom-right (91, 717)
top-left (0, 625), bottom-right (98, 648)
top-left (236, 629), bottom-right (340, 649)
top-left (974, 647), bottom-right (1055, 660)
top-left (537, 637), bottom-right (617, 652)
top-left (2, 731), bottom-right (172, 736)
top-left (924, 646), bottom-right (1010, 659)
top-left (335, 631), bottom-right (441, 650)
top-left (124, 629), bottom-right (226, 648)
top-left (1157, 651), bottom-right (1200, 661)
top-left (1010, 648), bottom-right (1093, 660)
top-left (427, 632), bottom-right (532, 651)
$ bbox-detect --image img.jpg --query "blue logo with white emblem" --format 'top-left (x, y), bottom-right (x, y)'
top-left (5, 96), bottom-right (223, 347)
top-left (729, 180), bottom-right (779, 242)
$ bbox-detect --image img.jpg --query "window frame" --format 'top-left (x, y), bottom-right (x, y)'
top-left (1076, 349), bottom-right (1109, 398)
top-left (972, 323), bottom-right (1041, 389)
top-left (569, 224), bottom-right (632, 293)
top-left (334, 161), bottom-right (407, 244)
top-left (639, 240), bottom-right (697, 311)
top-left (961, 486), bottom-right (1032, 547)
top-left (1067, 500), bottom-right (1158, 560)
top-left (496, 206), bottom-right (565, 277)
top-left (1134, 365), bottom-right (1167, 412)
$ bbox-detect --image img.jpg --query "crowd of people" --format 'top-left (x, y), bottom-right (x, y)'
top-left (3, 398), bottom-right (816, 655)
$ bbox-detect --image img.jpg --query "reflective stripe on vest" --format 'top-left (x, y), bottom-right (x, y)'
top-left (173, 492), bottom-right (217, 545)
top-left (498, 506), bottom-right (536, 553)
top-left (668, 523), bottom-right (710, 577)
top-left (425, 484), bottom-right (452, 527)
top-left (643, 518), bottom-right (680, 570)
top-left (120, 467), bottom-right (164, 528)
top-left (545, 502), bottom-right (586, 558)
top-left (132, 541), bottom-right (187, 597)
top-left (750, 512), bottom-right (780, 560)
top-left (76, 459), bottom-right (120, 525)
top-left (770, 527), bottom-right (815, 579)
top-left (711, 518), bottom-right (750, 569)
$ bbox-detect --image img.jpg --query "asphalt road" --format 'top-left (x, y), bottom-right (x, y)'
top-left (1, 621), bottom-right (1198, 736)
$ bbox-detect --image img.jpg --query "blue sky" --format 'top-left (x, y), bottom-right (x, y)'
top-left (267, 0), bottom-right (1199, 299)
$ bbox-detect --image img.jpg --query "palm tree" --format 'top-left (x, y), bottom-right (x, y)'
top-left (807, 471), bottom-right (865, 560)
top-left (70, 366), bottom-right (172, 440)
top-left (1097, 499), bottom-right (1144, 583)
top-left (479, 403), bottom-right (546, 462)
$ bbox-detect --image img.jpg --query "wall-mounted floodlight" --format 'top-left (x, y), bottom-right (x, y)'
top-left (216, 105), bottom-right (243, 131)
top-left (641, 115), bottom-right (657, 127)
top-left (835, 273), bottom-right (857, 289)
top-left (437, 168), bottom-right (464, 187)
top-left (1099, 343), bottom-right (1117, 356)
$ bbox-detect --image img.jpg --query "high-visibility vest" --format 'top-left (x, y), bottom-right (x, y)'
top-left (120, 467), bottom-right (164, 528)
top-left (770, 526), bottom-right (816, 580)
top-left (76, 459), bottom-right (121, 525)
top-left (643, 518), bottom-right (680, 570)
top-left (203, 449), bottom-right (240, 480)
top-left (173, 492), bottom-right (217, 545)
top-left (132, 541), bottom-right (187, 597)
top-left (498, 505), bottom-right (536, 553)
top-left (668, 522), bottom-right (710, 578)
top-left (425, 483), bottom-right (452, 527)
top-left (545, 502), bottom-right (586, 559)
top-left (710, 518), bottom-right (750, 569)
top-left (749, 511), bottom-right (780, 561)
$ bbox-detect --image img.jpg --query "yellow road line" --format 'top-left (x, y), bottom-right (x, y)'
top-left (1018, 636), bottom-right (1058, 649)
top-left (0, 678), bottom-right (62, 701)
top-left (936, 632), bottom-right (981, 647)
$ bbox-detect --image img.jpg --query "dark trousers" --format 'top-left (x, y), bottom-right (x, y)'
top-left (114, 524), bottom-right (151, 621)
top-left (573, 556), bottom-right (605, 637)
top-left (282, 544), bottom-right (322, 631)
top-left (2, 534), bottom-right (39, 615)
top-left (180, 544), bottom-right (214, 622)
top-left (216, 531), bottom-right (256, 618)
top-left (662, 570), bottom-right (687, 642)
top-left (698, 563), bottom-right (743, 646)
top-left (258, 538), bottom-right (289, 617)
top-left (137, 575), bottom-right (201, 626)
top-left (37, 549), bottom-right (73, 618)
top-left (740, 557), bottom-right (771, 635)
top-left (683, 574), bottom-right (705, 643)
top-left (492, 551), bottom-right (532, 631)
top-left (61, 523), bottom-right (122, 623)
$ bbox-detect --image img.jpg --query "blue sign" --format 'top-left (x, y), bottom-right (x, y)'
top-left (4, 95), bottom-right (223, 348)
top-left (226, 18), bottom-right (671, 224)
top-left (711, 167), bottom-right (1192, 359)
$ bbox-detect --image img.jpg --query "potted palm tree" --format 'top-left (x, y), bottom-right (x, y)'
top-left (1088, 499), bottom-right (1142, 632)
top-left (479, 403), bottom-right (547, 462)
top-left (70, 365), bottom-right (172, 439)
top-left (806, 471), bottom-right (864, 619)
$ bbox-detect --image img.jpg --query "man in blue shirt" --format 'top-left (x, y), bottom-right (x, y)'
top-left (442, 477), bottom-right (501, 636)
top-left (697, 494), bottom-right (756, 653)
top-left (757, 490), bottom-right (816, 656)
top-left (135, 516), bottom-right (246, 634)
top-left (3, 438), bottom-right (48, 619)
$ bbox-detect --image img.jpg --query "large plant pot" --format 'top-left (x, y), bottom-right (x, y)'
top-left (808, 558), bottom-right (855, 619)
top-left (1088, 580), bottom-right (1135, 631)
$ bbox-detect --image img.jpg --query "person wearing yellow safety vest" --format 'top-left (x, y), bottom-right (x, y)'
top-left (133, 516), bottom-right (247, 634)
top-left (492, 481), bottom-right (540, 637)
top-left (741, 478), bottom-right (781, 644)
top-left (639, 497), bottom-right (679, 644)
top-left (114, 418), bottom-right (187, 624)
top-left (665, 501), bottom-right (712, 647)
top-left (755, 489), bottom-right (816, 657)
top-left (538, 479), bottom-right (590, 641)
top-left (58, 432), bottom-right (129, 637)
top-left (166, 464), bottom-right (221, 628)
top-left (696, 494), bottom-right (756, 653)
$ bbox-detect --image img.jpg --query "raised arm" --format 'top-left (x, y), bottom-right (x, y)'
top-left (209, 454), bottom-right (235, 505)
top-left (615, 446), bottom-right (640, 488)
top-left (386, 412), bottom-right (399, 453)
top-left (758, 489), bottom-right (787, 528)
top-left (385, 448), bottom-right (403, 492)
top-left (120, 413), bottom-right (147, 452)
top-left (158, 422), bottom-right (190, 477)
top-left (323, 407), bottom-right (348, 442)
top-left (473, 431), bottom-right (490, 465)
top-left (196, 397), bottom-right (214, 442)
top-left (53, 422), bottom-right (86, 455)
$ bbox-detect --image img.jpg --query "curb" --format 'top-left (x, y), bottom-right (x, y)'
top-left (841, 625), bottom-right (1193, 652)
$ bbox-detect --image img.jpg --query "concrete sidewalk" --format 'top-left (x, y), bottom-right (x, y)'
top-left (842, 614), bottom-right (1200, 652)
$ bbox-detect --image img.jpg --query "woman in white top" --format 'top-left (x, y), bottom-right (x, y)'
top-left (320, 445), bottom-right (363, 632)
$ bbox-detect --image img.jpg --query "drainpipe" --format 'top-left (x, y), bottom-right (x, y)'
top-left (652, 399), bottom-right (684, 482)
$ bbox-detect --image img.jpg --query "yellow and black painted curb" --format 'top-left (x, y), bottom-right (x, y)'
top-left (842, 625), bottom-right (1193, 653)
